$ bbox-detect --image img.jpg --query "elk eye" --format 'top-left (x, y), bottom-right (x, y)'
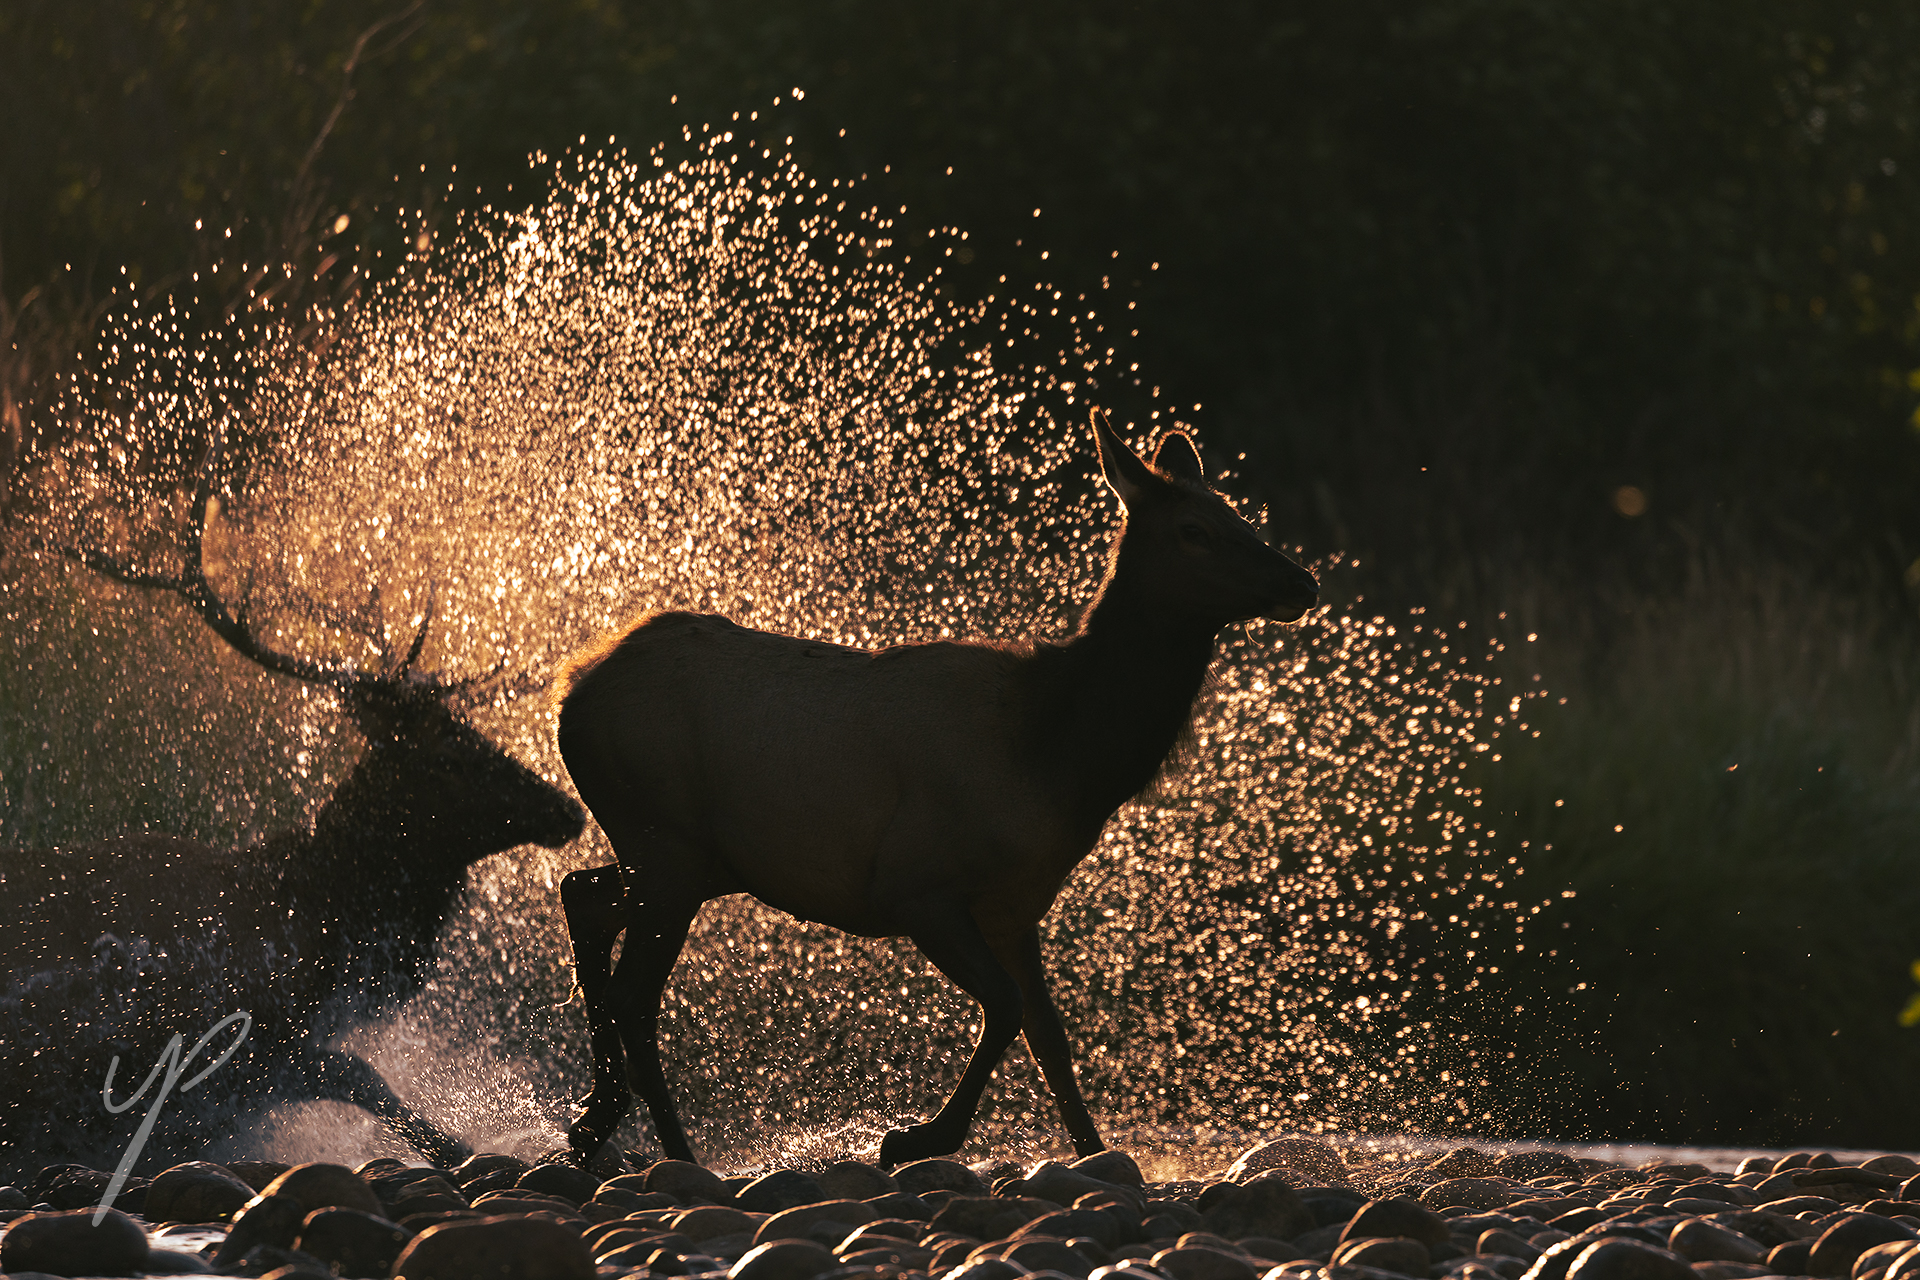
top-left (1179, 523), bottom-right (1213, 548)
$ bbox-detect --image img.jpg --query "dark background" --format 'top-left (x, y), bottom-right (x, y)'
top-left (5, 0), bottom-right (1918, 1146)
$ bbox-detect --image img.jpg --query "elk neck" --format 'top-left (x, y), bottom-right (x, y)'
top-left (265, 752), bottom-right (480, 969)
top-left (1024, 554), bottom-right (1223, 830)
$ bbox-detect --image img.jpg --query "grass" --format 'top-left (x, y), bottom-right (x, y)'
top-left (1461, 550), bottom-right (1920, 1147)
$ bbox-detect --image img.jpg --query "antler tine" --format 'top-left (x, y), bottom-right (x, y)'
top-left (59, 426), bottom-right (353, 691)
top-left (393, 584), bottom-right (435, 679)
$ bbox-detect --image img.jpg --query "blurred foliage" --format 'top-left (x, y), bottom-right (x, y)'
top-left (6, 0), bottom-right (1920, 579)
top-left (1463, 558), bottom-right (1920, 1146)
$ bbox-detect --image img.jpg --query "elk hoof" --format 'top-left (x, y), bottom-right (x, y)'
top-left (568, 1088), bottom-right (630, 1162)
top-left (877, 1121), bottom-right (955, 1168)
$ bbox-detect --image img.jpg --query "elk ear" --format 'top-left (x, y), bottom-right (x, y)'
top-left (1093, 411), bottom-right (1155, 509)
top-left (1153, 432), bottom-right (1205, 485)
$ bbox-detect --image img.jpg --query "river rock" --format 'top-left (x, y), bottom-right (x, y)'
top-left (388, 1176), bottom-right (470, 1218)
top-left (1809, 1214), bottom-right (1918, 1277)
top-left (1498, 1153), bottom-right (1588, 1183)
top-left (263, 1163), bottom-right (384, 1217)
top-left (0, 1206), bottom-right (151, 1276)
top-left (1705, 1210), bottom-right (1822, 1248)
top-left (294, 1206), bottom-right (414, 1278)
top-left (943, 1260), bottom-right (1027, 1280)
top-left (1430, 1149), bottom-right (1504, 1180)
top-left (738, 1170), bottom-right (830, 1214)
top-left (755, 1198), bottom-right (879, 1244)
top-left (1022, 1208), bottom-right (1136, 1250)
top-left (1000, 1237), bottom-right (1098, 1277)
top-left (1333, 1235), bottom-right (1432, 1274)
top-left (814, 1162), bottom-right (897, 1201)
top-left (731, 1238), bottom-right (840, 1280)
top-left (1853, 1241), bottom-right (1920, 1280)
top-left (1481, 1230), bottom-right (1546, 1261)
top-left (392, 1214), bottom-right (595, 1280)
top-left (934, 1194), bottom-right (1062, 1240)
top-left (1522, 1232), bottom-right (1609, 1280)
top-left (1228, 1138), bottom-right (1348, 1186)
top-left (1076, 1151), bottom-right (1148, 1188)
top-left (645, 1159), bottom-right (734, 1203)
top-left (1769, 1239), bottom-right (1817, 1273)
top-left (1425, 1179), bottom-right (1524, 1211)
top-left (1151, 1245), bottom-right (1263, 1280)
top-left (1202, 1178), bottom-right (1316, 1241)
top-left (227, 1161), bottom-right (292, 1191)
top-left (1667, 1219), bottom-right (1768, 1264)
top-left (1342, 1197), bottom-right (1453, 1248)
top-left (893, 1158), bottom-right (986, 1197)
top-left (514, 1162), bottom-right (603, 1206)
top-left (675, 1204), bottom-right (762, 1241)
top-left (142, 1161), bottom-right (257, 1223)
top-left (1563, 1239), bottom-right (1696, 1280)
top-left (214, 1192), bottom-right (310, 1265)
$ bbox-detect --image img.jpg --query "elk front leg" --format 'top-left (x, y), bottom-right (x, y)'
top-left (561, 865), bottom-right (631, 1162)
top-left (601, 894), bottom-right (701, 1165)
top-left (295, 1045), bottom-right (471, 1167)
top-left (999, 927), bottom-right (1106, 1157)
top-left (878, 902), bottom-right (1024, 1167)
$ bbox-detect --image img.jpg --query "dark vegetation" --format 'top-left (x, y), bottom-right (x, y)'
top-left (3, 0), bottom-right (1917, 1147)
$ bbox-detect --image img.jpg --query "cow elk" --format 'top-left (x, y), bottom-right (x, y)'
top-left (0, 447), bottom-right (585, 1177)
top-left (554, 412), bottom-right (1318, 1166)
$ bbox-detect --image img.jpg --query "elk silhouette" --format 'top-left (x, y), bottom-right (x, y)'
top-left (0, 450), bottom-right (585, 1176)
top-left (555, 414), bottom-right (1318, 1166)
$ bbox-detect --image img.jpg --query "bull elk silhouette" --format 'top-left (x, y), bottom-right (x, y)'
top-left (555, 414), bottom-right (1318, 1166)
top-left (0, 447), bottom-right (585, 1176)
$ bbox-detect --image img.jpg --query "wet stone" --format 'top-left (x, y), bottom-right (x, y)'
top-left (215, 1192), bottom-right (310, 1265)
top-left (816, 1162), bottom-right (897, 1202)
top-left (1498, 1154), bottom-right (1588, 1183)
top-left (737, 1170), bottom-right (829, 1214)
top-left (858, 1190), bottom-right (932, 1222)
top-left (1228, 1138), bottom-right (1349, 1187)
top-left (295, 1206), bottom-right (414, 1278)
top-left (1430, 1150), bottom-right (1504, 1181)
top-left (1075, 1152), bottom-right (1148, 1189)
top-left (1203, 1178), bottom-right (1316, 1241)
top-left (1564, 1239), bottom-right (1696, 1280)
top-left (755, 1198), bottom-right (878, 1245)
top-left (675, 1204), bottom-right (761, 1242)
top-left (646, 1159), bottom-right (734, 1203)
top-left (893, 1158), bottom-right (986, 1198)
top-left (934, 1195), bottom-right (1061, 1240)
top-left (1769, 1239), bottom-right (1817, 1273)
top-left (1809, 1214), bottom-right (1918, 1277)
top-left (1022, 1207), bottom-right (1135, 1250)
top-left (1344, 1198), bottom-right (1455, 1249)
top-left (1480, 1230), bottom-right (1545, 1260)
top-left (391, 1214), bottom-right (596, 1280)
top-left (1152, 1245), bottom-right (1263, 1280)
top-left (1334, 1236), bottom-right (1432, 1275)
top-left (730, 1238), bottom-right (840, 1280)
top-left (1667, 1219), bottom-right (1768, 1264)
top-left (0, 1206), bottom-right (152, 1277)
top-left (263, 1163), bottom-right (385, 1218)
top-left (512, 1162), bottom-right (603, 1206)
top-left (226, 1161), bottom-right (292, 1192)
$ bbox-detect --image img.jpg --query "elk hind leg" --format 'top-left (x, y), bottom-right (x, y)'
top-left (561, 864), bottom-right (631, 1161)
top-left (1000, 927), bottom-right (1106, 1157)
top-left (878, 903), bottom-right (1024, 1167)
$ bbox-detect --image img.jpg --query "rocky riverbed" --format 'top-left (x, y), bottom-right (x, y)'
top-left (1, 1139), bottom-right (1917, 1280)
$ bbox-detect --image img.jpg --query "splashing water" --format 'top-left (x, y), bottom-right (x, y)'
top-left (5, 126), bottom-right (1551, 1169)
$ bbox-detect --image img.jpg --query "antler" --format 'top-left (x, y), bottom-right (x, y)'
top-left (54, 426), bottom-right (430, 695)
